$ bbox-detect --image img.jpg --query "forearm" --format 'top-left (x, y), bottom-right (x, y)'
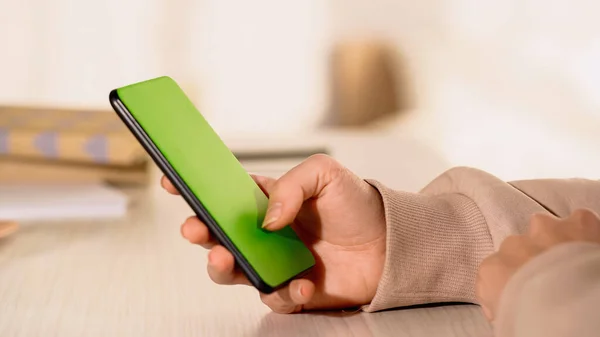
top-left (363, 167), bottom-right (600, 312)
top-left (363, 167), bottom-right (552, 311)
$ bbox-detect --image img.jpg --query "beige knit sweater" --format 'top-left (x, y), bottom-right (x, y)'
top-left (364, 167), bottom-right (600, 336)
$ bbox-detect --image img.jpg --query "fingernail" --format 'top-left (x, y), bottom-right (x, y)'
top-left (262, 203), bottom-right (282, 229)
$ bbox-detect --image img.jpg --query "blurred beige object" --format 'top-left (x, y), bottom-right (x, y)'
top-left (327, 41), bottom-right (405, 127)
top-left (0, 220), bottom-right (18, 238)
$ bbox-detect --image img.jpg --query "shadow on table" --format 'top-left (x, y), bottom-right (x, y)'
top-left (251, 311), bottom-right (373, 337)
top-left (250, 304), bottom-right (492, 337)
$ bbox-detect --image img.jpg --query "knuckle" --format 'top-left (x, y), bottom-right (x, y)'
top-left (259, 293), bottom-right (270, 305)
top-left (311, 154), bottom-right (346, 176)
top-left (568, 208), bottom-right (600, 240)
top-left (259, 294), bottom-right (289, 314)
top-left (499, 235), bottom-right (525, 251)
top-left (528, 213), bottom-right (555, 235)
top-left (207, 269), bottom-right (222, 284)
top-left (206, 257), bottom-right (230, 285)
top-left (285, 153), bottom-right (336, 179)
top-left (307, 153), bottom-right (332, 163)
top-left (530, 212), bottom-right (552, 225)
top-left (570, 208), bottom-right (600, 225)
top-left (210, 271), bottom-right (229, 285)
top-left (303, 153), bottom-right (347, 183)
top-left (307, 153), bottom-right (339, 167)
top-left (571, 208), bottom-right (592, 217)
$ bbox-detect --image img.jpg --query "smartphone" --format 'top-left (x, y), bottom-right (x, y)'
top-left (109, 76), bottom-right (315, 293)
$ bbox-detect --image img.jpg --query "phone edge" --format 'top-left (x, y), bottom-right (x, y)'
top-left (109, 89), bottom-right (281, 293)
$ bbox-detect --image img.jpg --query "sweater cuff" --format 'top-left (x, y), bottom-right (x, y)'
top-left (363, 179), bottom-right (494, 312)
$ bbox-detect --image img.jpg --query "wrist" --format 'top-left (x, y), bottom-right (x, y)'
top-left (362, 179), bottom-right (387, 302)
top-left (366, 236), bottom-right (387, 302)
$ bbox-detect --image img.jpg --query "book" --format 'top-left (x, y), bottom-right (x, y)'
top-left (0, 183), bottom-right (129, 221)
top-left (0, 105), bottom-right (146, 165)
top-left (0, 158), bottom-right (149, 185)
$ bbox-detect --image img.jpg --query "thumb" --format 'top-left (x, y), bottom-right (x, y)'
top-left (262, 154), bottom-right (340, 231)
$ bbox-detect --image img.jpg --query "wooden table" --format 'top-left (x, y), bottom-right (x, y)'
top-left (0, 131), bottom-right (492, 336)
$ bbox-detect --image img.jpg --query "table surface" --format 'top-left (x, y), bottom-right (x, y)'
top-left (0, 131), bottom-right (492, 337)
top-left (0, 190), bottom-right (491, 337)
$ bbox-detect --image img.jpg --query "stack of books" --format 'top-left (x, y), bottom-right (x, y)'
top-left (0, 183), bottom-right (130, 221)
top-left (0, 105), bottom-right (150, 185)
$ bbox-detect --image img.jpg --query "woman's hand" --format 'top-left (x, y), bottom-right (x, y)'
top-left (162, 154), bottom-right (387, 313)
top-left (476, 208), bottom-right (600, 321)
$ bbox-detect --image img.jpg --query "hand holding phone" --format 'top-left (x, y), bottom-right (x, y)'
top-left (109, 76), bottom-right (315, 293)
top-left (111, 77), bottom-right (387, 314)
top-left (161, 154), bottom-right (388, 314)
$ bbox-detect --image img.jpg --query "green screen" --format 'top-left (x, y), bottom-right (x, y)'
top-left (116, 76), bottom-right (315, 287)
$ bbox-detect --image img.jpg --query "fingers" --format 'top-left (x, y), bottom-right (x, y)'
top-left (475, 255), bottom-right (500, 321)
top-left (497, 235), bottom-right (543, 266)
top-left (169, 173), bottom-right (276, 248)
top-left (476, 253), bottom-right (519, 322)
top-left (262, 154), bottom-right (343, 231)
top-left (204, 243), bottom-right (317, 314)
top-left (259, 279), bottom-right (315, 314)
top-left (181, 216), bottom-right (218, 249)
top-left (166, 170), bottom-right (320, 312)
top-left (528, 210), bottom-right (600, 247)
top-left (251, 174), bottom-right (276, 197)
top-left (566, 209), bottom-right (600, 242)
top-left (528, 213), bottom-right (559, 243)
top-left (204, 244), bottom-right (318, 315)
top-left (477, 209), bottom-right (600, 323)
top-left (476, 233), bottom-right (543, 322)
top-left (205, 245), bottom-right (316, 313)
top-left (161, 176), bottom-right (179, 195)
top-left (207, 245), bottom-right (250, 286)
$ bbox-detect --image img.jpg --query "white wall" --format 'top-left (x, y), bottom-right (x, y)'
top-left (330, 0), bottom-right (600, 180)
top-left (0, 0), bottom-right (331, 138)
top-left (0, 0), bottom-right (164, 108)
top-left (182, 0), bottom-right (331, 137)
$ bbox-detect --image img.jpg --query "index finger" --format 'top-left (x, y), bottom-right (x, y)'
top-left (161, 176), bottom-right (180, 195)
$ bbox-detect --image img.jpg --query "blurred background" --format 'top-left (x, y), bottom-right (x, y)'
top-left (1, 0), bottom-right (600, 220)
